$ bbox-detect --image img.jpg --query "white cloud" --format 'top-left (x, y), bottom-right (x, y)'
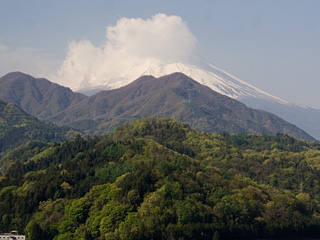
top-left (53, 13), bottom-right (197, 90)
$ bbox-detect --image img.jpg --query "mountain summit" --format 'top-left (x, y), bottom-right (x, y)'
top-left (49, 72), bottom-right (314, 141)
top-left (71, 60), bottom-right (320, 140)
top-left (0, 72), bottom-right (88, 120)
top-left (75, 60), bottom-right (285, 104)
top-left (0, 71), bottom-right (315, 141)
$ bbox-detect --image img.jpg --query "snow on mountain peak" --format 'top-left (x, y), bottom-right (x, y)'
top-left (50, 14), bottom-right (288, 106)
top-left (75, 59), bottom-right (289, 106)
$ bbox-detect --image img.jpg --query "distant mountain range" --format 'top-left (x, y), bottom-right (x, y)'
top-left (0, 72), bottom-right (314, 141)
top-left (60, 60), bottom-right (320, 141)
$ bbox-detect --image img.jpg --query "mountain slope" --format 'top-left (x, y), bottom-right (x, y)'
top-left (239, 96), bottom-right (320, 140)
top-left (50, 73), bottom-right (314, 141)
top-left (0, 99), bottom-right (80, 156)
top-left (166, 62), bottom-right (320, 140)
top-left (0, 72), bottom-right (88, 121)
top-left (141, 63), bottom-right (320, 141)
top-left (76, 60), bottom-right (284, 103)
top-left (74, 60), bottom-right (320, 140)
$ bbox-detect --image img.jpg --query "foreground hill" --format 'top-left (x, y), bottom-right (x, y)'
top-left (1, 118), bottom-right (320, 239)
top-left (0, 72), bottom-right (87, 120)
top-left (50, 72), bottom-right (314, 141)
top-left (0, 99), bottom-right (80, 157)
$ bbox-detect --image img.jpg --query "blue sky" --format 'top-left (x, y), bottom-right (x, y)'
top-left (1, 0), bottom-right (320, 108)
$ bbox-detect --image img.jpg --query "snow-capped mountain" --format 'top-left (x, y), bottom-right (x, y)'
top-left (73, 59), bottom-right (320, 141)
top-left (143, 61), bottom-right (289, 105)
top-left (77, 59), bottom-right (287, 105)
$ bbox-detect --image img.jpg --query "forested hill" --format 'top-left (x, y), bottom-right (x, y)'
top-left (0, 99), bottom-right (80, 157)
top-left (49, 72), bottom-right (315, 141)
top-left (1, 117), bottom-right (320, 239)
top-left (0, 72), bottom-right (87, 120)
top-left (0, 72), bottom-right (314, 141)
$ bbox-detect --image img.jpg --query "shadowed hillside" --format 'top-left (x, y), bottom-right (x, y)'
top-left (0, 72), bottom-right (87, 120)
top-left (0, 99), bottom-right (80, 157)
top-left (50, 73), bottom-right (315, 141)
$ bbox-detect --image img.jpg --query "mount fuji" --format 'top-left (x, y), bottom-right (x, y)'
top-left (71, 59), bottom-right (320, 140)
top-left (74, 59), bottom-right (286, 104)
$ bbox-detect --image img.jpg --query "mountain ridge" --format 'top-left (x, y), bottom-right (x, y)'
top-left (0, 71), bottom-right (314, 141)
top-left (70, 60), bottom-right (320, 140)
top-left (50, 72), bottom-right (315, 141)
top-left (0, 72), bottom-right (88, 121)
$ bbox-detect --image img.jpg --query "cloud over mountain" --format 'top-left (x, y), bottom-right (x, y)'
top-left (53, 14), bottom-right (197, 90)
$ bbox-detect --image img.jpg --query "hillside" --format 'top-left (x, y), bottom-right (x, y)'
top-left (0, 72), bottom-right (88, 120)
top-left (50, 72), bottom-right (314, 141)
top-left (0, 72), bottom-right (315, 141)
top-left (240, 96), bottom-right (320, 141)
top-left (63, 58), bottom-right (320, 141)
top-left (0, 99), bottom-right (80, 157)
top-left (1, 118), bottom-right (320, 239)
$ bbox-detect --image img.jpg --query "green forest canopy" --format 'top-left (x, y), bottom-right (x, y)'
top-left (1, 117), bottom-right (320, 239)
